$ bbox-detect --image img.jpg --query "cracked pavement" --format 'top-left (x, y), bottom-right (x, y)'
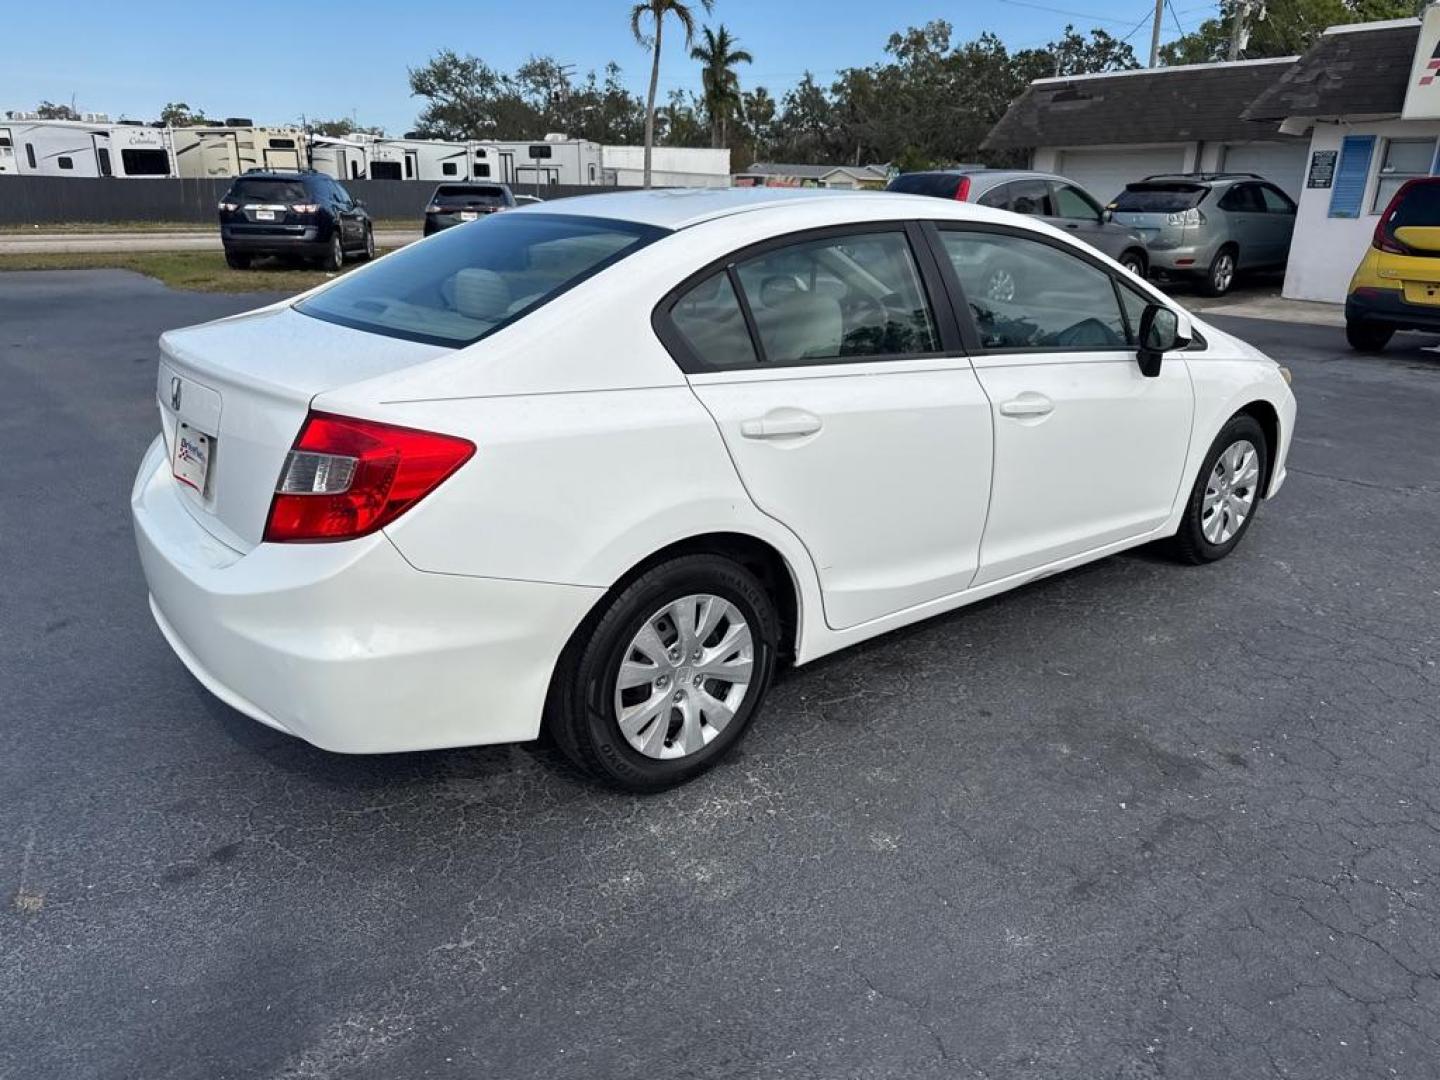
top-left (2, 270), bottom-right (1438, 1079)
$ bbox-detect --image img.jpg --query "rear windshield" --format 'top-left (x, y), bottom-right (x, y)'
top-left (433, 185), bottom-right (509, 207)
top-left (296, 213), bottom-right (666, 347)
top-left (1113, 184), bottom-right (1207, 212)
top-left (226, 177), bottom-right (308, 203)
top-left (887, 172), bottom-right (963, 198)
top-left (1382, 180), bottom-right (1440, 252)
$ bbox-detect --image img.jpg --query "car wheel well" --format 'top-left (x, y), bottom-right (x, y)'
top-left (1234, 400), bottom-right (1278, 496)
top-left (1121, 247), bottom-right (1147, 271)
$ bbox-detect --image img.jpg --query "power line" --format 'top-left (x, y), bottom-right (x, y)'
top-left (997, 0), bottom-right (1154, 29)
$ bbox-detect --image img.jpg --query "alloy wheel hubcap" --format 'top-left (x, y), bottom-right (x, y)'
top-left (1201, 439), bottom-right (1258, 545)
top-left (613, 594), bottom-right (754, 760)
top-left (1214, 256), bottom-right (1234, 291)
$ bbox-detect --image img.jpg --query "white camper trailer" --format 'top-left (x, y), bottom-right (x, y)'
top-left (172, 126), bottom-right (306, 178)
top-left (471, 136), bottom-right (605, 188)
top-left (0, 119), bottom-right (175, 177)
top-left (308, 134), bottom-right (368, 180)
top-left (367, 138), bottom-right (468, 181)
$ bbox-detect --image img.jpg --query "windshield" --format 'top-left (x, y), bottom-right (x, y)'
top-left (1113, 184), bottom-right (1208, 213)
top-left (226, 178), bottom-right (309, 203)
top-left (887, 173), bottom-right (964, 198)
top-left (296, 213), bottom-right (667, 347)
top-left (433, 185), bottom-right (510, 207)
top-left (1383, 180), bottom-right (1440, 253)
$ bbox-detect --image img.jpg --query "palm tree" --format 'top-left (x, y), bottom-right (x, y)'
top-left (630, 0), bottom-right (713, 188)
top-left (691, 24), bottom-right (753, 149)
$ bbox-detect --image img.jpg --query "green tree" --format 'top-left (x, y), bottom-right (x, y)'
top-left (308, 117), bottom-right (384, 138)
top-left (739, 86), bottom-right (777, 160)
top-left (158, 102), bottom-right (214, 127)
top-left (1161, 0), bottom-right (1423, 64)
top-left (630, 0), bottom-right (713, 187)
top-left (34, 101), bottom-right (79, 120)
top-left (690, 24), bottom-right (753, 148)
top-left (408, 50), bottom-right (513, 139)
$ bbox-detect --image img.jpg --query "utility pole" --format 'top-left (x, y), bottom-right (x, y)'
top-left (1149, 0), bottom-right (1164, 67)
top-left (1228, 0), bottom-right (1250, 60)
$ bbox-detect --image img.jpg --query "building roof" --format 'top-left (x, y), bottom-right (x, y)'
top-left (1243, 19), bottom-right (1421, 121)
top-left (738, 162), bottom-right (890, 181)
top-left (984, 57), bottom-right (1298, 150)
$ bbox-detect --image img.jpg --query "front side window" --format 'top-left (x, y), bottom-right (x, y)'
top-left (1219, 184), bottom-right (1264, 213)
top-left (732, 231), bottom-right (938, 364)
top-left (1052, 183), bottom-right (1102, 221)
top-left (297, 213), bottom-right (665, 347)
top-left (939, 230), bottom-right (1127, 351)
top-left (1374, 138), bottom-right (1436, 211)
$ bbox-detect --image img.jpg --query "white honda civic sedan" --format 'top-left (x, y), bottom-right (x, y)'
top-left (133, 188), bottom-right (1296, 790)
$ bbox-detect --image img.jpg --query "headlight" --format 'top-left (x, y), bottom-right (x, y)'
top-left (1278, 365), bottom-right (1293, 385)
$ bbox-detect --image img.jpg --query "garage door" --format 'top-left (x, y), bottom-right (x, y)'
top-left (1056, 147), bottom-right (1187, 206)
top-left (1220, 141), bottom-right (1309, 200)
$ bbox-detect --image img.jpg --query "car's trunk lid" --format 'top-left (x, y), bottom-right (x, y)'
top-left (157, 304), bottom-right (449, 551)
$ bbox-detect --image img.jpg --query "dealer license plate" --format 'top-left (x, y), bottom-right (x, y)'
top-left (171, 423), bottom-right (212, 494)
top-left (255, 209), bottom-right (276, 221)
top-left (460, 211), bottom-right (478, 221)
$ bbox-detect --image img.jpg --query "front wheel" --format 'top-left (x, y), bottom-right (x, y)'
top-left (223, 248), bottom-right (251, 270)
top-left (358, 224), bottom-right (375, 262)
top-left (1346, 319), bottom-right (1394, 352)
top-left (1119, 250), bottom-right (1147, 279)
top-left (1170, 414), bottom-right (1269, 564)
top-left (546, 554), bottom-right (779, 792)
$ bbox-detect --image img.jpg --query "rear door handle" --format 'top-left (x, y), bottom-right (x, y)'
top-left (740, 409), bottom-right (823, 439)
top-left (998, 394), bottom-right (1054, 418)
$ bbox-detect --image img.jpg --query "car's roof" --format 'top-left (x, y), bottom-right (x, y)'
top-left (513, 187), bottom-right (937, 231)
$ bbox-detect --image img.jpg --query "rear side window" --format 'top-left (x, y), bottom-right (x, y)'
top-left (668, 273), bottom-right (758, 371)
top-left (886, 172), bottom-right (962, 198)
top-left (1218, 184), bottom-right (1264, 212)
top-left (1113, 184), bottom-right (1207, 213)
top-left (939, 230), bottom-right (1127, 351)
top-left (227, 178), bottom-right (308, 202)
top-left (733, 231), bottom-right (938, 364)
top-left (296, 213), bottom-right (665, 347)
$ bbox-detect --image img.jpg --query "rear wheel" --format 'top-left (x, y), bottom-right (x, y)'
top-left (319, 233), bottom-right (344, 272)
top-left (1119, 249), bottom-right (1147, 279)
top-left (546, 554), bottom-right (779, 792)
top-left (358, 224), bottom-right (375, 262)
top-left (1346, 319), bottom-right (1394, 352)
top-left (223, 248), bottom-right (251, 270)
top-left (1170, 414), bottom-right (1269, 564)
top-left (1200, 246), bottom-right (1237, 297)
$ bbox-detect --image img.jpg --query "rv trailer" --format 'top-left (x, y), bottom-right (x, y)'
top-left (172, 126), bottom-right (306, 178)
top-left (308, 134), bottom-right (368, 180)
top-left (471, 136), bottom-right (605, 188)
top-left (367, 138), bottom-right (468, 182)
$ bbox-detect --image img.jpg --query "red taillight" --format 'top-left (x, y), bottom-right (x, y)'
top-left (263, 412), bottom-right (475, 543)
top-left (954, 176), bottom-right (971, 201)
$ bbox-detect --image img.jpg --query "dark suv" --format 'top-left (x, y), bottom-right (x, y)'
top-left (422, 183), bottom-right (517, 235)
top-left (218, 170), bottom-right (373, 270)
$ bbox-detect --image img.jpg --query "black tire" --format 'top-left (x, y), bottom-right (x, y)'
top-left (358, 224), bottom-right (375, 262)
top-left (1119, 249), bottom-right (1147, 279)
top-left (223, 248), bottom-right (251, 270)
top-left (546, 554), bottom-right (780, 792)
top-left (319, 232), bottom-right (344, 271)
top-left (1170, 414), bottom-right (1269, 565)
top-left (1346, 319), bottom-right (1394, 352)
top-left (1199, 246), bottom-right (1237, 297)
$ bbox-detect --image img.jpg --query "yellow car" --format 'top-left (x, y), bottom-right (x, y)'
top-left (1347, 177), bottom-right (1440, 351)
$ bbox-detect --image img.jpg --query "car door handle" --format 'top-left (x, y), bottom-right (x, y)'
top-left (998, 394), bottom-right (1054, 418)
top-left (740, 409), bottom-right (823, 439)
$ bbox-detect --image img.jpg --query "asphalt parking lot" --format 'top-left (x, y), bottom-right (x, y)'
top-left (3, 269), bottom-right (1438, 1080)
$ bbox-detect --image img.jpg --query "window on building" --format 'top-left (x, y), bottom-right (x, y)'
top-left (1373, 138), bottom-right (1436, 212)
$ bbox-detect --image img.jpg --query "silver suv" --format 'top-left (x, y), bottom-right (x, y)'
top-left (887, 169), bottom-right (1150, 278)
top-left (1109, 173), bottom-right (1297, 297)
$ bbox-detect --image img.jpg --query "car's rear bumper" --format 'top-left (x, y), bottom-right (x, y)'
top-left (1147, 240), bottom-right (1221, 275)
top-left (221, 224), bottom-right (325, 254)
top-left (1346, 287), bottom-right (1440, 332)
top-left (131, 435), bottom-right (602, 753)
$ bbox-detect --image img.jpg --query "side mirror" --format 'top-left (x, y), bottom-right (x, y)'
top-left (1137, 303), bottom-right (1190, 377)
top-left (1102, 207), bottom-right (1114, 223)
top-left (353, 198), bottom-right (366, 209)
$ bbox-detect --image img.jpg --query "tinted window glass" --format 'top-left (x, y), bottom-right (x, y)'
top-left (1053, 183), bottom-right (1101, 220)
top-left (371, 161), bottom-right (401, 180)
top-left (976, 182), bottom-right (1011, 209)
top-left (297, 213), bottom-right (664, 347)
top-left (25, 143), bottom-right (36, 168)
top-left (0, 137), bottom-right (11, 147)
top-left (97, 148), bottom-right (112, 176)
top-left (433, 185), bottom-right (509, 207)
top-left (886, 172), bottom-right (962, 198)
top-left (1258, 185), bottom-right (1294, 213)
top-left (1116, 284), bottom-right (1149, 346)
top-left (1379, 180), bottom-right (1440, 254)
top-left (1113, 184), bottom-right (1206, 212)
top-left (227, 177), bottom-right (308, 202)
top-left (1218, 184), bottom-right (1264, 212)
top-left (268, 138), bottom-right (297, 149)
top-left (120, 148), bottom-right (169, 175)
top-left (442, 162), bottom-right (458, 176)
top-left (57, 156), bottom-right (73, 170)
top-left (1003, 179), bottom-right (1052, 216)
top-left (940, 230), bottom-right (1126, 350)
top-left (733, 232), bottom-right (938, 363)
top-left (668, 272), bottom-right (758, 371)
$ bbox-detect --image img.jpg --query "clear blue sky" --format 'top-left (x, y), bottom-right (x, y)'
top-left (1, 0), bottom-right (1213, 134)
